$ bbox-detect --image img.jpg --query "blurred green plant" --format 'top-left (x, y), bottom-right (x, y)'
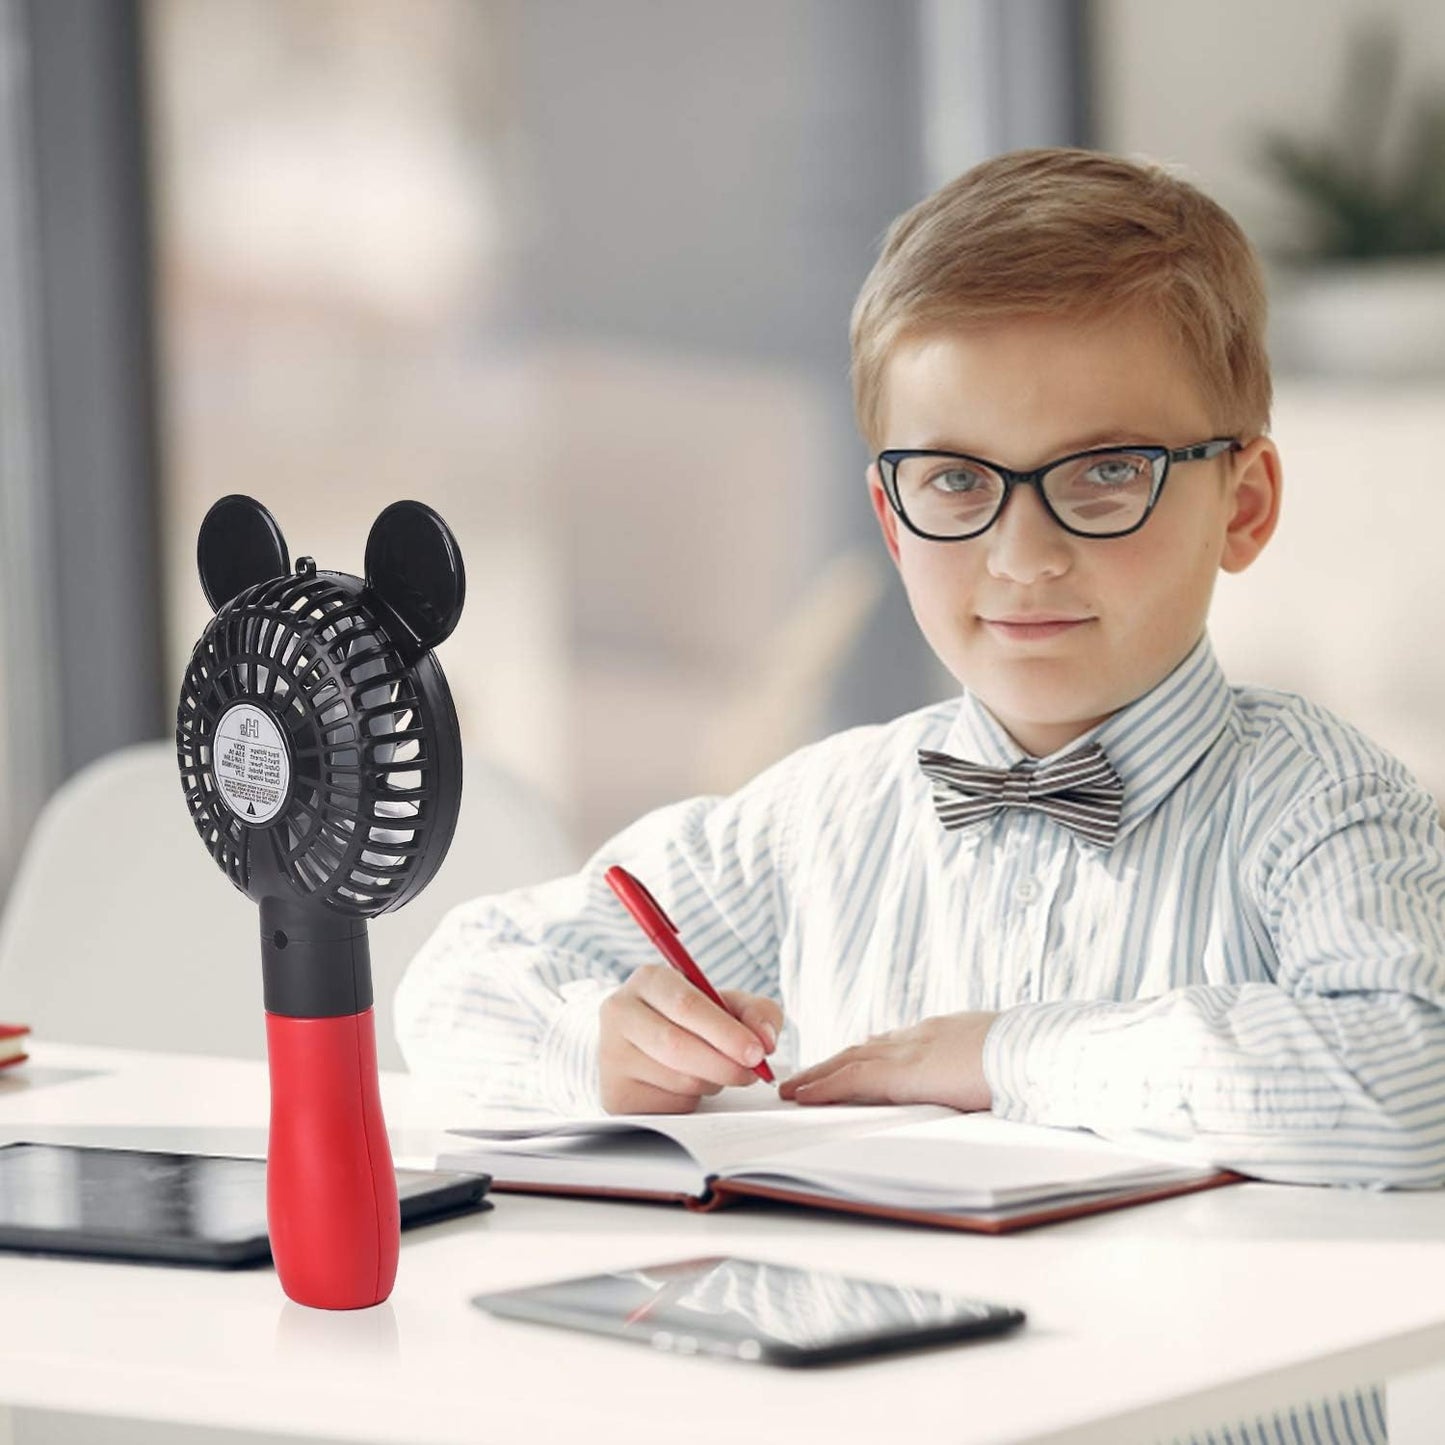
top-left (1254, 20), bottom-right (1445, 262)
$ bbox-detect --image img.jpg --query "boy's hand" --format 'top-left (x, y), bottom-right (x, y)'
top-left (598, 965), bottom-right (783, 1115)
top-left (778, 1011), bottom-right (998, 1112)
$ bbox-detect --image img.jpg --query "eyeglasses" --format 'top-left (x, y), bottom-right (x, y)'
top-left (876, 436), bottom-right (1242, 541)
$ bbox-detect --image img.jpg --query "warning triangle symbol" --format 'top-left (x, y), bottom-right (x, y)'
top-left (246, 802), bottom-right (256, 816)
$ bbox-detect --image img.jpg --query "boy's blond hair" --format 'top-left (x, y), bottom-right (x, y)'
top-left (850, 147), bottom-right (1272, 451)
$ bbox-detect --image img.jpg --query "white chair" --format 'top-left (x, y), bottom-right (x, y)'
top-left (0, 741), bottom-right (578, 1069)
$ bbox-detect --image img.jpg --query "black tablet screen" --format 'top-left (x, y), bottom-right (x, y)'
top-left (0, 1142), bottom-right (489, 1266)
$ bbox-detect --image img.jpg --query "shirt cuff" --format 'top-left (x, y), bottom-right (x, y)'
top-left (538, 979), bottom-right (611, 1116)
top-left (984, 992), bottom-right (1350, 1142)
top-left (982, 997), bottom-right (1188, 1132)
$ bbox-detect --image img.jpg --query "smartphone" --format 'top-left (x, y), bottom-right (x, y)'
top-left (471, 1254), bottom-right (1024, 1366)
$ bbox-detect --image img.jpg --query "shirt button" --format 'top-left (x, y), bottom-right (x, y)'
top-left (1015, 878), bottom-right (1040, 904)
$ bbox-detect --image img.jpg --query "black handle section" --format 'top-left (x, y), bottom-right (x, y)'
top-left (260, 897), bottom-right (373, 1019)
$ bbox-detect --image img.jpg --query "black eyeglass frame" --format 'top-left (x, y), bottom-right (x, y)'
top-left (876, 436), bottom-right (1243, 541)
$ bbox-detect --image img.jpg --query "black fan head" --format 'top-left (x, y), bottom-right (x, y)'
top-left (177, 498), bottom-right (464, 917)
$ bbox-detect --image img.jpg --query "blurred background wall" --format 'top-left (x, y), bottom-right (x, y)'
top-left (2, 0), bottom-right (1445, 908)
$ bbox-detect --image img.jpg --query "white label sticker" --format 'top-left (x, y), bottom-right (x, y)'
top-left (213, 703), bottom-right (290, 826)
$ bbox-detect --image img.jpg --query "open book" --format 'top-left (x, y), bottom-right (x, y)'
top-left (438, 1088), bottom-right (1239, 1233)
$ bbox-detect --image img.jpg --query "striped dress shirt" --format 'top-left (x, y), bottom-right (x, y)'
top-left (396, 632), bottom-right (1445, 1444)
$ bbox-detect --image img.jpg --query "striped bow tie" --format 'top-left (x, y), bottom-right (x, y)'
top-left (918, 741), bottom-right (1125, 847)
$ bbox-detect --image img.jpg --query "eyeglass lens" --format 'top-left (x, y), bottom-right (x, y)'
top-left (892, 449), bottom-right (1165, 537)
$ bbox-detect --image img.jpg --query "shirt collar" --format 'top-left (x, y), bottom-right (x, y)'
top-left (938, 633), bottom-right (1234, 844)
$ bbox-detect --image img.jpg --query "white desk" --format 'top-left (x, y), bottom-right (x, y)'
top-left (2, 1044), bottom-right (1444, 1445)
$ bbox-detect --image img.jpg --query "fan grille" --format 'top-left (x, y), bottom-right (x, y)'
top-left (177, 569), bottom-right (445, 915)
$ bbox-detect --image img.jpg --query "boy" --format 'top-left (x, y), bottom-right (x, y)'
top-left (397, 148), bottom-right (1442, 1443)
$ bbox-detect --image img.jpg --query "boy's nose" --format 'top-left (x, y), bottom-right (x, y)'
top-left (984, 482), bottom-right (1073, 583)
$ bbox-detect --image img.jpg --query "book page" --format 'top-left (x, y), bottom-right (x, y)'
top-left (443, 1092), bottom-right (1219, 1206)
top-left (730, 1112), bottom-right (1217, 1210)
top-left (450, 1129), bottom-right (710, 1196)
top-left (446, 1087), bottom-right (952, 1177)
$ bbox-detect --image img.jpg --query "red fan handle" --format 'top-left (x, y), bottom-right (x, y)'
top-left (264, 1009), bottom-right (400, 1309)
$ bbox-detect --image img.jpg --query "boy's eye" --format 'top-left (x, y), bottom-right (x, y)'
top-left (1079, 455), bottom-right (1146, 487)
top-left (925, 465), bottom-right (990, 494)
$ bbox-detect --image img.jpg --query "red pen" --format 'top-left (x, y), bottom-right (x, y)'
top-left (604, 864), bottom-right (776, 1085)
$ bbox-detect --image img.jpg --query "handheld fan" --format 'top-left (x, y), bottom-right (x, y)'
top-left (176, 495), bottom-right (465, 1310)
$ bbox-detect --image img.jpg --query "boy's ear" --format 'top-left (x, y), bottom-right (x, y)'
top-left (1220, 438), bottom-right (1282, 575)
top-left (867, 464), bottom-right (902, 568)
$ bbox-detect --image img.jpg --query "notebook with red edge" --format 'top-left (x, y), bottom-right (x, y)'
top-left (439, 1100), bottom-right (1242, 1235)
top-left (0, 1023), bottom-right (31, 1070)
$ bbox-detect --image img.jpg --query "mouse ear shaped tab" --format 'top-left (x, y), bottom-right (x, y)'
top-left (196, 495), bottom-right (289, 611)
top-left (363, 500), bottom-right (466, 657)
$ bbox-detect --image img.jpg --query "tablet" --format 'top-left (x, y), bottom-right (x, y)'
top-left (0, 1141), bottom-right (491, 1268)
top-left (473, 1254), bottom-right (1025, 1366)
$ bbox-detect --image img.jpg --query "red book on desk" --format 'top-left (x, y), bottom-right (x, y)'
top-left (437, 1099), bottom-right (1241, 1235)
top-left (0, 1023), bottom-right (30, 1071)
